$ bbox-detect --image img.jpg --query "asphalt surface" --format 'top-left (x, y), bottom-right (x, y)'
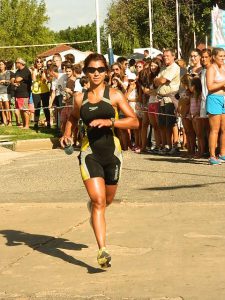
top-left (0, 147), bottom-right (225, 300)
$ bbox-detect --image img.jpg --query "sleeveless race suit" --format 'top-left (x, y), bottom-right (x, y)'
top-left (79, 86), bottom-right (122, 185)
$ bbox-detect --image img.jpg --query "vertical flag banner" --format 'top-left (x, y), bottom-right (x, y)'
top-left (211, 5), bottom-right (225, 48)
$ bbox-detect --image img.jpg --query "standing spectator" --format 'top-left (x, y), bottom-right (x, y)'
top-left (190, 77), bottom-right (202, 158)
top-left (154, 48), bottom-right (180, 153)
top-left (143, 49), bottom-right (151, 62)
top-left (53, 53), bottom-right (63, 73)
top-left (31, 57), bottom-right (51, 130)
top-left (12, 58), bottom-right (32, 129)
top-left (206, 47), bottom-right (225, 165)
top-left (48, 64), bottom-right (67, 132)
top-left (6, 60), bottom-right (16, 126)
top-left (198, 49), bottom-right (212, 156)
top-left (128, 58), bottom-right (136, 74)
top-left (117, 56), bottom-right (129, 76)
top-left (0, 60), bottom-right (11, 126)
top-left (60, 64), bottom-right (75, 133)
top-left (73, 63), bottom-right (83, 94)
top-left (147, 58), bottom-right (163, 152)
top-left (188, 48), bottom-right (202, 76)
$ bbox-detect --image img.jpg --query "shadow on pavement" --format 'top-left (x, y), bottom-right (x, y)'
top-left (145, 156), bottom-right (207, 165)
top-left (140, 181), bottom-right (225, 191)
top-left (0, 230), bottom-right (105, 274)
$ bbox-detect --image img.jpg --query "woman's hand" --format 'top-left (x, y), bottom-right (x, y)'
top-left (89, 119), bottom-right (112, 128)
top-left (60, 136), bottom-right (73, 148)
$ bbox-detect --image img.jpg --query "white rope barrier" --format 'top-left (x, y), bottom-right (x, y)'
top-left (0, 105), bottom-right (73, 112)
top-left (0, 41), bottom-right (92, 49)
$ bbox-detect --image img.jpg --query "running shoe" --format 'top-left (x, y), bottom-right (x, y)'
top-left (208, 157), bottom-right (221, 165)
top-left (218, 154), bottom-right (225, 163)
top-left (97, 247), bottom-right (111, 268)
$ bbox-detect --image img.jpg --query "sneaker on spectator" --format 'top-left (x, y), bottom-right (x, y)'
top-left (218, 154), bottom-right (225, 163)
top-left (158, 146), bottom-right (170, 155)
top-left (208, 157), bottom-right (221, 165)
top-left (168, 147), bottom-right (180, 155)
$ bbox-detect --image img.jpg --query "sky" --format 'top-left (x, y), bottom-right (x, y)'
top-left (45, 0), bottom-right (112, 31)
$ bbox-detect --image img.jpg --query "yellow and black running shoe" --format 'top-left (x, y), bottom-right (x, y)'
top-left (97, 247), bottom-right (111, 268)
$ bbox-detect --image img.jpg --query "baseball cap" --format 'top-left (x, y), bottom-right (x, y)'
top-left (128, 72), bottom-right (136, 80)
top-left (16, 58), bottom-right (26, 65)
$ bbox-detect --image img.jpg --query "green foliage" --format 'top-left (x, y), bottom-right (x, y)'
top-left (104, 0), bottom-right (215, 59)
top-left (55, 22), bottom-right (108, 54)
top-left (0, 0), bottom-right (56, 64)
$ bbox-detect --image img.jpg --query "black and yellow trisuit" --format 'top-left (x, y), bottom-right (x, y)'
top-left (79, 85), bottom-right (122, 185)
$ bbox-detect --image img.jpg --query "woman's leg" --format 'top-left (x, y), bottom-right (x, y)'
top-left (41, 92), bottom-right (51, 126)
top-left (3, 101), bottom-right (10, 125)
top-left (84, 177), bottom-right (108, 249)
top-left (209, 114), bottom-right (221, 157)
top-left (141, 112), bottom-right (149, 151)
top-left (220, 114), bottom-right (225, 156)
top-left (32, 94), bottom-right (41, 127)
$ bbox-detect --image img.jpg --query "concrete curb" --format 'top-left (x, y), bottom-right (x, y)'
top-left (0, 138), bottom-right (60, 152)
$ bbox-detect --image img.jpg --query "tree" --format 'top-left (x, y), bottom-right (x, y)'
top-left (105, 0), bottom-right (217, 59)
top-left (0, 0), bottom-right (55, 63)
top-left (55, 23), bottom-right (108, 54)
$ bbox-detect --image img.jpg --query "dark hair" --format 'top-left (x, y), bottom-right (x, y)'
top-left (129, 58), bottom-right (136, 67)
top-left (64, 53), bottom-right (75, 64)
top-left (83, 53), bottom-right (108, 73)
top-left (34, 57), bottom-right (44, 68)
top-left (201, 48), bottom-right (212, 57)
top-left (73, 63), bottom-right (83, 75)
top-left (61, 60), bottom-right (71, 70)
top-left (212, 47), bottom-right (224, 58)
top-left (190, 48), bottom-right (202, 57)
top-left (6, 60), bottom-right (14, 70)
top-left (49, 64), bottom-right (59, 73)
top-left (0, 60), bottom-right (6, 66)
top-left (191, 76), bottom-right (202, 101)
top-left (80, 76), bottom-right (89, 87)
top-left (116, 56), bottom-right (128, 64)
top-left (150, 57), bottom-right (162, 76)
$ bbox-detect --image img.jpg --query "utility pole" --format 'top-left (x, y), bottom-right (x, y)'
top-left (176, 0), bottom-right (181, 59)
top-left (148, 0), bottom-right (153, 54)
top-left (95, 0), bottom-right (101, 53)
top-left (192, 0), bottom-right (196, 48)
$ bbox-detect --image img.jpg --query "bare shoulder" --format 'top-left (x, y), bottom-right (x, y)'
top-left (109, 87), bottom-right (125, 105)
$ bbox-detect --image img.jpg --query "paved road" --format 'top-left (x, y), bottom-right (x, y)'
top-left (0, 148), bottom-right (225, 299)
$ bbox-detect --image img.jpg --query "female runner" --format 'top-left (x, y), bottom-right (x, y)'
top-left (60, 53), bottom-right (138, 267)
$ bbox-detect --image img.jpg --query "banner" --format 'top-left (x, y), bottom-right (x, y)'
top-left (211, 5), bottom-right (225, 48)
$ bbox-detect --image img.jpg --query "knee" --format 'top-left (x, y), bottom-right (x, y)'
top-left (92, 197), bottom-right (106, 211)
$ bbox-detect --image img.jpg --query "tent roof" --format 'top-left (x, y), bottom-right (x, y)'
top-left (38, 44), bottom-right (75, 58)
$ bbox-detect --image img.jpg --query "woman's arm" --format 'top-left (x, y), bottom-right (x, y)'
top-left (60, 93), bottom-right (83, 147)
top-left (88, 88), bottom-right (139, 130)
top-left (111, 88), bottom-right (139, 129)
top-left (206, 65), bottom-right (225, 93)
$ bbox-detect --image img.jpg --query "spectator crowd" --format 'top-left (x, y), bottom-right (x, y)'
top-left (0, 47), bottom-right (225, 165)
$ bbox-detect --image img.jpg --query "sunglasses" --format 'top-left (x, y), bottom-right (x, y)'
top-left (112, 68), bottom-right (119, 71)
top-left (36, 60), bottom-right (42, 63)
top-left (86, 67), bottom-right (106, 74)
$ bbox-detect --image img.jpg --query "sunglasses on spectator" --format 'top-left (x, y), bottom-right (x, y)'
top-left (136, 65), bottom-right (142, 68)
top-left (86, 67), bottom-right (106, 73)
top-left (112, 68), bottom-right (119, 71)
top-left (36, 60), bottom-right (42, 63)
